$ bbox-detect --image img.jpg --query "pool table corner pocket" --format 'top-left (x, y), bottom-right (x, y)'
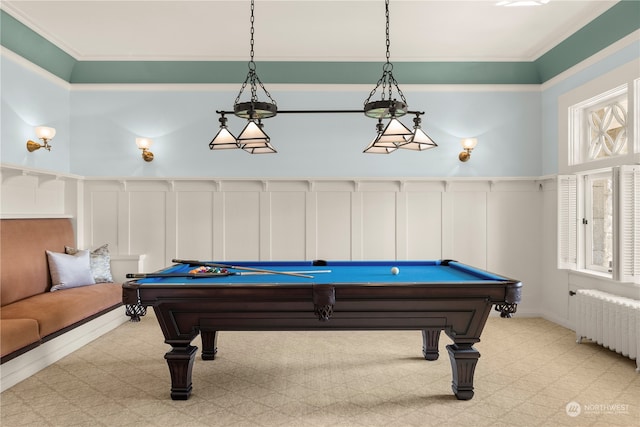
top-left (312, 284), bottom-right (335, 321)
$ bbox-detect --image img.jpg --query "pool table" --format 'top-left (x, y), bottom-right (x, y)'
top-left (122, 259), bottom-right (522, 401)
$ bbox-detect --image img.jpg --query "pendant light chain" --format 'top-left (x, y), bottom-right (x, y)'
top-left (384, 0), bottom-right (393, 102)
top-left (249, 0), bottom-right (257, 102)
top-left (234, 0), bottom-right (277, 110)
top-left (385, 0), bottom-right (391, 65)
top-left (363, 0), bottom-right (407, 110)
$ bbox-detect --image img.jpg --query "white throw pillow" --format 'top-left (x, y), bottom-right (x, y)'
top-left (47, 249), bottom-right (96, 291)
top-left (65, 244), bottom-right (113, 283)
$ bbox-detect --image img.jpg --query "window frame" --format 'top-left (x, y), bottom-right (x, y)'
top-left (568, 85), bottom-right (628, 167)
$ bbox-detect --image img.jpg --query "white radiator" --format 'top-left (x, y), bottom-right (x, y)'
top-left (575, 289), bottom-right (640, 371)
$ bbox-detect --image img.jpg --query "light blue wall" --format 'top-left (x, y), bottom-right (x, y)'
top-left (2, 36), bottom-right (637, 178)
top-left (1, 55), bottom-right (71, 172)
top-left (69, 87), bottom-right (541, 177)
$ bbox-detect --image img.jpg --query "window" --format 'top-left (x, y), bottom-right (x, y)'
top-left (558, 74), bottom-right (639, 283)
top-left (558, 166), bottom-right (639, 283)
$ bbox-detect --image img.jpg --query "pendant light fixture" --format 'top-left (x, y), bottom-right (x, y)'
top-left (209, 0), bottom-right (437, 155)
top-left (236, 119), bottom-right (276, 154)
top-left (402, 113), bottom-right (438, 151)
top-left (364, 119), bottom-right (398, 154)
top-left (208, 113), bottom-right (238, 150)
top-left (209, 0), bottom-right (277, 153)
top-left (362, 0), bottom-right (429, 154)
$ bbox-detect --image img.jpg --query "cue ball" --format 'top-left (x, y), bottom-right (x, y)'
top-left (391, 267), bottom-right (399, 275)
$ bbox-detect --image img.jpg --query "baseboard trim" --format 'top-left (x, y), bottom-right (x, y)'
top-left (539, 310), bottom-right (573, 330)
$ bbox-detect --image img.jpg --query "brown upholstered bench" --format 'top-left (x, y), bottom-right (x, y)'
top-left (0, 218), bottom-right (124, 363)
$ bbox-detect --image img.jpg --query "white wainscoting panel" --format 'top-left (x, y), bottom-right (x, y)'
top-left (315, 191), bottom-right (352, 260)
top-left (445, 187), bottom-right (488, 268)
top-left (270, 191), bottom-right (307, 260)
top-left (360, 191), bottom-right (398, 260)
top-left (79, 176), bottom-right (542, 298)
top-left (405, 190), bottom-right (443, 260)
top-left (88, 189), bottom-right (119, 253)
top-left (1, 168), bottom-right (545, 315)
top-left (176, 191), bottom-right (214, 261)
top-left (129, 189), bottom-right (167, 271)
top-left (222, 191), bottom-right (261, 262)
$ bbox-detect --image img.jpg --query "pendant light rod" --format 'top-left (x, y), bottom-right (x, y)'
top-left (216, 110), bottom-right (424, 116)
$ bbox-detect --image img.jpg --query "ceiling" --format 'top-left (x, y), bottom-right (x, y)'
top-left (1, 0), bottom-right (619, 63)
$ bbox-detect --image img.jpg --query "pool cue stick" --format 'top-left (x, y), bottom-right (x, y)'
top-left (238, 270), bottom-right (331, 276)
top-left (127, 270), bottom-right (331, 279)
top-left (172, 259), bottom-right (314, 279)
top-left (127, 273), bottom-right (230, 279)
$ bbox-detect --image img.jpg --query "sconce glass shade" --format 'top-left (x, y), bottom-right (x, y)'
top-left (135, 138), bottom-right (154, 161)
top-left (35, 126), bottom-right (56, 140)
top-left (459, 137), bottom-right (477, 162)
top-left (402, 128), bottom-right (438, 151)
top-left (209, 127), bottom-right (239, 150)
top-left (461, 138), bottom-right (478, 150)
top-left (27, 126), bottom-right (57, 152)
top-left (135, 137), bottom-right (153, 149)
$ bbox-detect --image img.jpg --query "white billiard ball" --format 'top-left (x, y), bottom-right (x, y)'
top-left (391, 267), bottom-right (400, 275)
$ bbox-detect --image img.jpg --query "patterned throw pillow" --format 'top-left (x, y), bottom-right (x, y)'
top-left (65, 244), bottom-right (114, 283)
top-left (47, 250), bottom-right (96, 291)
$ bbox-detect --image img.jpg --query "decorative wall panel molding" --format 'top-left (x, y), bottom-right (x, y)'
top-left (80, 177), bottom-right (542, 278)
top-left (0, 165), bottom-right (542, 315)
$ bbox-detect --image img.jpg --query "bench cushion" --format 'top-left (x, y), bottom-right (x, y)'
top-left (0, 283), bottom-right (122, 338)
top-left (1, 218), bottom-right (75, 305)
top-left (0, 318), bottom-right (40, 357)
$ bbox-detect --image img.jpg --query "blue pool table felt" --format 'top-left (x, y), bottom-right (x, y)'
top-left (135, 260), bottom-right (508, 285)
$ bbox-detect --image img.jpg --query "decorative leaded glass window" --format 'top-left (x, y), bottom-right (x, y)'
top-left (586, 96), bottom-right (628, 160)
top-left (568, 84), bottom-right (628, 166)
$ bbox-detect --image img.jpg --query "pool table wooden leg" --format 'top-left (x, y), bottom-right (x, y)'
top-left (164, 345), bottom-right (197, 400)
top-left (422, 329), bottom-right (441, 360)
top-left (201, 330), bottom-right (218, 360)
top-left (446, 343), bottom-right (480, 400)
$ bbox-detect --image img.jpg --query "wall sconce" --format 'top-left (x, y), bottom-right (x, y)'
top-left (459, 138), bottom-right (478, 162)
top-left (26, 126), bottom-right (56, 152)
top-left (135, 138), bottom-right (154, 162)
